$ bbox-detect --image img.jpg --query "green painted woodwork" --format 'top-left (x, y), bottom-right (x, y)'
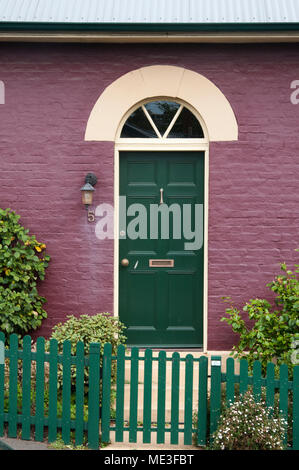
top-left (129, 347), bottom-right (139, 443)
top-left (21, 335), bottom-right (32, 440)
top-left (35, 337), bottom-right (45, 442)
top-left (197, 356), bottom-right (208, 446)
top-left (62, 340), bottom-right (72, 444)
top-left (143, 349), bottom-right (153, 443)
top-left (75, 341), bottom-right (85, 446)
top-left (210, 356), bottom-right (222, 437)
top-left (226, 357), bottom-right (235, 406)
top-left (170, 352), bottom-right (180, 445)
top-left (157, 350), bottom-right (167, 444)
top-left (87, 342), bottom-right (101, 450)
top-left (119, 151), bottom-right (204, 347)
top-left (101, 343), bottom-right (112, 444)
top-left (293, 366), bottom-right (299, 451)
top-left (115, 345), bottom-right (126, 442)
top-left (48, 338), bottom-right (58, 443)
top-left (0, 332), bottom-right (4, 436)
top-left (8, 334), bottom-right (18, 438)
top-left (184, 354), bottom-right (193, 445)
top-left (0, 336), bottom-right (298, 450)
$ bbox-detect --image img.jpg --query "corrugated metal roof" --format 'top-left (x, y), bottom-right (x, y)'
top-left (0, 0), bottom-right (299, 24)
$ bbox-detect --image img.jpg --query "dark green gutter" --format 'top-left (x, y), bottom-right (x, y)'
top-left (0, 22), bottom-right (299, 32)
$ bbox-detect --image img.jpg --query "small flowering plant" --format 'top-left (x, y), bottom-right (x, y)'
top-left (210, 392), bottom-right (287, 450)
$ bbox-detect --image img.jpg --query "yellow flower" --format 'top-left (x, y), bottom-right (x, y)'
top-left (4, 268), bottom-right (10, 275)
top-left (35, 246), bottom-right (42, 252)
top-left (40, 243), bottom-right (46, 250)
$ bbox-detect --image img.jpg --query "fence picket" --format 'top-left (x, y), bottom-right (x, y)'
top-left (156, 350), bottom-right (166, 444)
top-left (35, 336), bottom-right (45, 442)
top-left (8, 334), bottom-right (18, 438)
top-left (88, 342), bottom-right (101, 450)
top-left (239, 359), bottom-right (249, 395)
top-left (0, 336), bottom-right (297, 450)
top-left (293, 366), bottom-right (299, 451)
top-left (226, 357), bottom-right (235, 406)
top-left (197, 356), bottom-right (208, 446)
top-left (170, 352), bottom-right (180, 445)
top-left (184, 354), bottom-right (193, 445)
top-left (143, 349), bottom-right (153, 443)
top-left (75, 341), bottom-right (85, 446)
top-left (62, 340), bottom-right (72, 444)
top-left (21, 335), bottom-right (32, 440)
top-left (115, 344), bottom-right (125, 442)
top-left (210, 356), bottom-right (222, 437)
top-left (279, 363), bottom-right (289, 446)
top-left (253, 360), bottom-right (262, 402)
top-left (0, 332), bottom-right (5, 437)
top-left (101, 343), bottom-right (112, 444)
top-left (265, 362), bottom-right (275, 415)
top-left (48, 338), bottom-right (58, 443)
top-left (129, 347), bottom-right (139, 443)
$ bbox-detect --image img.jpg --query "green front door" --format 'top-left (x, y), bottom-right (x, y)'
top-left (119, 151), bottom-right (204, 347)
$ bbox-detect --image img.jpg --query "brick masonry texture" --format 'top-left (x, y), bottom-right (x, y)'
top-left (0, 43), bottom-right (298, 350)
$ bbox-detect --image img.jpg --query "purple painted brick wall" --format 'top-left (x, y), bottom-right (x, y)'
top-left (0, 43), bottom-right (298, 349)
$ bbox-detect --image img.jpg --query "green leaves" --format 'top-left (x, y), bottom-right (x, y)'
top-left (221, 258), bottom-right (299, 376)
top-left (0, 208), bottom-right (50, 339)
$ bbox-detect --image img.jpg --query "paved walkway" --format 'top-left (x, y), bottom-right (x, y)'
top-left (0, 435), bottom-right (201, 451)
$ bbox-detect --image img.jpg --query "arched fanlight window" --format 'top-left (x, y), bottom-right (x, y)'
top-left (120, 100), bottom-right (204, 139)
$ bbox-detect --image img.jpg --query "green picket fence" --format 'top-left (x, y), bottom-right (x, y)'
top-left (0, 333), bottom-right (298, 450)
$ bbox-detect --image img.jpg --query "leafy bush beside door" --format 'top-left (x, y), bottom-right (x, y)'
top-left (221, 258), bottom-right (299, 375)
top-left (0, 208), bottom-right (50, 338)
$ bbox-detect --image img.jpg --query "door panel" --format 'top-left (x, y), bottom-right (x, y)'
top-left (119, 151), bottom-right (204, 347)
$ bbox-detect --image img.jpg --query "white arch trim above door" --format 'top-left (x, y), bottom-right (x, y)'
top-left (84, 65), bottom-right (238, 142)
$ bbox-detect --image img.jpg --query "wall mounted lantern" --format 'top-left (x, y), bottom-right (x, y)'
top-left (81, 173), bottom-right (97, 222)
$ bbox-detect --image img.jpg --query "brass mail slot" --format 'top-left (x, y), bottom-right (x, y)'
top-left (149, 259), bottom-right (174, 268)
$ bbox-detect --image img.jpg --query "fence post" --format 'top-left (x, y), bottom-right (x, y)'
top-left (8, 334), bottom-right (19, 438)
top-left (21, 335), bottom-right (32, 440)
top-left (184, 354), bottom-right (194, 445)
top-left (101, 343), bottom-right (112, 444)
top-left (279, 363), bottom-right (289, 447)
top-left (157, 350), bottom-right (166, 444)
top-left (293, 366), bottom-right (299, 451)
top-left (143, 349), bottom-right (153, 444)
top-left (35, 336), bottom-right (45, 442)
top-left (252, 360), bottom-right (262, 403)
top-left (170, 352), bottom-right (180, 445)
top-left (210, 356), bottom-right (222, 437)
top-left (62, 340), bottom-right (72, 444)
top-left (0, 332), bottom-right (5, 437)
top-left (75, 341), bottom-right (85, 447)
top-left (265, 362), bottom-right (275, 415)
top-left (226, 357), bottom-right (235, 406)
top-left (239, 359), bottom-right (249, 395)
top-left (88, 342), bottom-right (101, 450)
top-left (48, 338), bottom-right (58, 443)
top-left (197, 356), bottom-right (208, 446)
top-left (115, 344), bottom-right (126, 443)
top-left (129, 347), bottom-right (139, 443)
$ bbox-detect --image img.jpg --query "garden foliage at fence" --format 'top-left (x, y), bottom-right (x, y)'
top-left (0, 333), bottom-right (298, 450)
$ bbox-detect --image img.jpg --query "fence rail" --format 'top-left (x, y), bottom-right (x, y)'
top-left (0, 333), bottom-right (298, 450)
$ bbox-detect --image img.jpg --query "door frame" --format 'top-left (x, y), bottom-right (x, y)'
top-left (114, 141), bottom-right (209, 352)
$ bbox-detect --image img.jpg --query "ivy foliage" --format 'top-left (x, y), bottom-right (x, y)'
top-left (221, 257), bottom-right (299, 375)
top-left (0, 208), bottom-right (50, 338)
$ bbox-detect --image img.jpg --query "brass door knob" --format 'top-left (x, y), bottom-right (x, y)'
top-left (121, 258), bottom-right (129, 267)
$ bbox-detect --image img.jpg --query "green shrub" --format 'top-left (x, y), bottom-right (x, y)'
top-left (209, 392), bottom-right (287, 450)
top-left (47, 313), bottom-right (127, 389)
top-left (0, 208), bottom-right (50, 338)
top-left (221, 260), bottom-right (299, 375)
